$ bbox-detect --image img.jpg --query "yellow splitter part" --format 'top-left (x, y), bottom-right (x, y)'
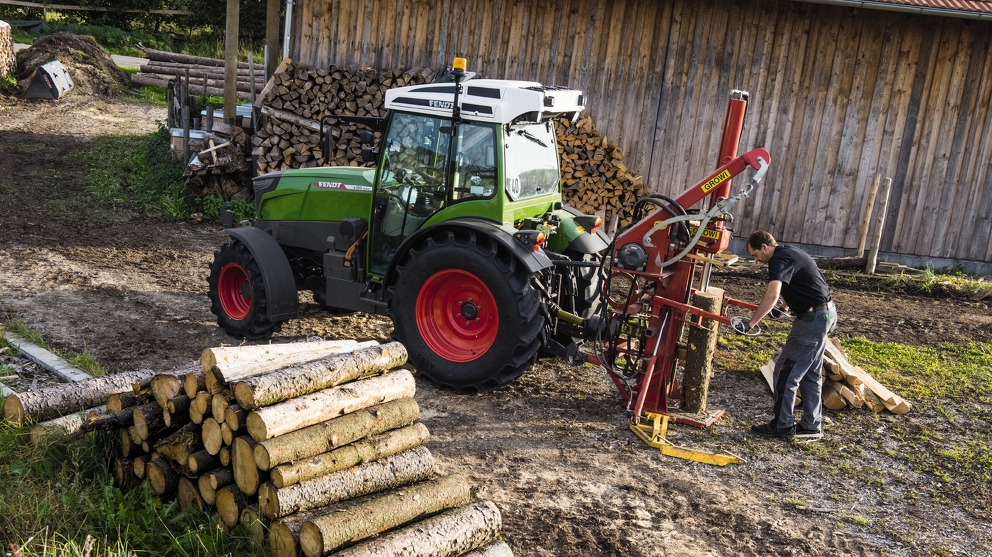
top-left (630, 412), bottom-right (743, 467)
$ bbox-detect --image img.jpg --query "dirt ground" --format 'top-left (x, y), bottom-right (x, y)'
top-left (2, 91), bottom-right (992, 557)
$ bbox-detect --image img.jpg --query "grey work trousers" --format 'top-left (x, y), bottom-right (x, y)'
top-left (771, 303), bottom-right (837, 430)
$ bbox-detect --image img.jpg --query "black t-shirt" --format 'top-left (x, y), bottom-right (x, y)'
top-left (767, 244), bottom-right (832, 314)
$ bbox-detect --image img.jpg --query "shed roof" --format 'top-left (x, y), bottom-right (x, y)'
top-left (803, 0), bottom-right (992, 18)
top-left (879, 0), bottom-right (992, 12)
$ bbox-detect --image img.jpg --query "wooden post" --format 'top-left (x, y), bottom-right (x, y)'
top-left (182, 69), bottom-right (190, 162)
top-left (866, 178), bottom-right (893, 275)
top-left (265, 0), bottom-right (281, 78)
top-left (857, 173), bottom-right (882, 257)
top-left (682, 288), bottom-right (724, 413)
top-left (224, 0), bottom-right (240, 124)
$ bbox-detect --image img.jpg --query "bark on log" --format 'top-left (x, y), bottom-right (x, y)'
top-left (106, 391), bottom-right (141, 413)
top-left (84, 400), bottom-right (156, 433)
top-left (143, 48), bottom-right (253, 69)
top-left (256, 398), bottom-right (420, 472)
top-left (298, 474), bottom-right (472, 557)
top-left (246, 370), bottom-right (416, 441)
top-left (139, 63), bottom-right (264, 84)
top-left (178, 476), bottom-right (205, 510)
top-left (460, 541), bottom-right (515, 557)
top-left (233, 341), bottom-right (407, 410)
top-left (271, 422), bottom-right (430, 488)
top-left (147, 457), bottom-right (180, 496)
top-left (167, 395), bottom-right (190, 416)
top-left (120, 428), bottom-right (134, 456)
top-left (143, 60), bottom-right (264, 78)
top-left (29, 405), bottom-right (106, 443)
top-left (259, 446), bottom-right (434, 519)
top-left (151, 374), bottom-right (184, 409)
top-left (682, 288), bottom-right (724, 413)
top-left (203, 339), bottom-right (374, 389)
top-left (0, 21), bottom-right (14, 78)
top-left (113, 457), bottom-right (137, 490)
top-left (328, 501), bottom-right (502, 557)
top-left (199, 467), bottom-right (235, 506)
top-left (270, 510), bottom-right (320, 557)
top-left (202, 417), bottom-right (223, 455)
top-left (133, 403), bottom-right (165, 440)
top-left (4, 369), bottom-right (161, 425)
top-left (234, 435), bottom-right (268, 496)
top-left (215, 484), bottom-right (249, 528)
top-left (154, 422), bottom-right (203, 468)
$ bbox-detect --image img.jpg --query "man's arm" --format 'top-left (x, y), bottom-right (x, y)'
top-left (749, 280), bottom-right (782, 329)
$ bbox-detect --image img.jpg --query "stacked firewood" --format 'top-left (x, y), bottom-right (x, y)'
top-left (252, 60), bottom-right (437, 173)
top-left (181, 120), bottom-right (254, 202)
top-left (555, 112), bottom-right (647, 230)
top-left (759, 338), bottom-right (911, 414)
top-left (131, 49), bottom-right (265, 101)
top-left (4, 339), bottom-right (513, 557)
top-left (0, 21), bottom-right (14, 78)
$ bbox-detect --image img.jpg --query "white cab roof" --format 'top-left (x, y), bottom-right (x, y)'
top-left (384, 79), bottom-right (584, 124)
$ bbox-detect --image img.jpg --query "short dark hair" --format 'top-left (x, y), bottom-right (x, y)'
top-left (747, 230), bottom-right (777, 250)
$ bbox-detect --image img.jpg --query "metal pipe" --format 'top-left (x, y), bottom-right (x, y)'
top-left (283, 0), bottom-right (294, 60)
top-left (797, 0), bottom-right (992, 21)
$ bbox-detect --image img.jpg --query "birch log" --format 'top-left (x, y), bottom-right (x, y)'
top-left (460, 542), bottom-right (515, 557)
top-left (298, 474), bottom-right (472, 557)
top-left (270, 422), bottom-right (430, 488)
top-left (246, 370), bottom-right (416, 441)
top-left (233, 342), bottom-right (407, 409)
top-left (29, 405), bottom-right (106, 443)
top-left (4, 370), bottom-right (160, 425)
top-left (254, 398), bottom-right (420, 471)
top-left (328, 501), bottom-right (502, 557)
top-left (201, 339), bottom-right (372, 382)
top-left (258, 446), bottom-right (434, 519)
top-left (270, 510), bottom-right (321, 557)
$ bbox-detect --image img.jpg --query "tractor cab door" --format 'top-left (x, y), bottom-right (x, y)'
top-left (370, 112), bottom-right (451, 274)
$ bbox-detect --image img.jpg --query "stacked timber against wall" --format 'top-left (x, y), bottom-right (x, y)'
top-left (290, 0), bottom-right (992, 263)
top-left (132, 49), bottom-right (265, 101)
top-left (0, 21), bottom-right (14, 78)
top-left (4, 340), bottom-right (513, 557)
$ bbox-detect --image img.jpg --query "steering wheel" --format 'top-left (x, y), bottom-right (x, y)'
top-left (415, 164), bottom-right (446, 186)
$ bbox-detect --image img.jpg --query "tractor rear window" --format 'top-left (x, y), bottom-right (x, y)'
top-left (504, 123), bottom-right (559, 201)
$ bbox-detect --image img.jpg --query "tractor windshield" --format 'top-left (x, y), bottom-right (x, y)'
top-left (503, 122), bottom-right (559, 201)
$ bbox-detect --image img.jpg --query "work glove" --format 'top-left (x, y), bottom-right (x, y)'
top-left (769, 305), bottom-right (788, 319)
top-left (732, 319), bottom-right (752, 335)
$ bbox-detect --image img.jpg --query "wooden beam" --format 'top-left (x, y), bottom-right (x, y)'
top-left (224, 0), bottom-right (240, 123)
top-left (0, 1), bottom-right (192, 14)
top-left (265, 0), bottom-right (281, 77)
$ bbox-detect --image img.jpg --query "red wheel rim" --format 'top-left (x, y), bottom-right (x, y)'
top-left (416, 269), bottom-right (498, 363)
top-left (218, 263), bottom-right (252, 320)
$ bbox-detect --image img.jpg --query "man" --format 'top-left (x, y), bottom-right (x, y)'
top-left (742, 230), bottom-right (836, 440)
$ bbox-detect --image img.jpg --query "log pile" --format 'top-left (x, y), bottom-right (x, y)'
top-left (180, 120), bottom-right (254, 202)
top-left (555, 112), bottom-right (647, 230)
top-left (131, 48), bottom-right (265, 101)
top-left (252, 59), bottom-right (438, 174)
top-left (0, 21), bottom-right (13, 79)
top-left (759, 337), bottom-right (912, 414)
top-left (4, 339), bottom-right (514, 556)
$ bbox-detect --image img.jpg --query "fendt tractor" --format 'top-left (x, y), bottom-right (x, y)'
top-left (208, 58), bottom-right (771, 436)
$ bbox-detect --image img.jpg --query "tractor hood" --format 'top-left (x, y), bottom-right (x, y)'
top-left (253, 166), bottom-right (376, 222)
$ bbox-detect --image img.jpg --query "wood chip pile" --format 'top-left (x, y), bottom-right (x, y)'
top-left (555, 111), bottom-right (647, 230)
top-left (2, 339), bottom-right (513, 557)
top-left (0, 21), bottom-right (15, 78)
top-left (252, 60), bottom-right (438, 174)
top-left (759, 338), bottom-right (911, 414)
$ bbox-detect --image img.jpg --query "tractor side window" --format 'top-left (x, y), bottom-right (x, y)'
top-left (503, 122), bottom-right (559, 201)
top-left (453, 123), bottom-right (497, 202)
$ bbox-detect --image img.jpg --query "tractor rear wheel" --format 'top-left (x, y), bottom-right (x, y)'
top-left (208, 240), bottom-right (279, 340)
top-left (389, 229), bottom-right (545, 392)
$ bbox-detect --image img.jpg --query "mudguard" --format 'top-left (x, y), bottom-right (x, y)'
top-left (225, 226), bottom-right (299, 321)
top-left (383, 218), bottom-right (553, 288)
top-left (547, 204), bottom-right (611, 255)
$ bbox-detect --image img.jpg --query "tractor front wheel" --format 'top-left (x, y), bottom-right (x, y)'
top-left (389, 229), bottom-right (545, 392)
top-left (207, 240), bottom-right (279, 340)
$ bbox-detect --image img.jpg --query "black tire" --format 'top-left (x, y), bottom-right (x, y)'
top-left (564, 249), bottom-right (605, 320)
top-left (388, 229), bottom-right (545, 393)
top-left (207, 240), bottom-right (279, 340)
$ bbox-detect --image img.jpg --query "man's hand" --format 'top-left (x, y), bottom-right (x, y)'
top-left (732, 317), bottom-right (752, 335)
top-left (769, 305), bottom-right (788, 319)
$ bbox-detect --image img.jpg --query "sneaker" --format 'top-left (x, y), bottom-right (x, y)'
top-left (750, 422), bottom-right (795, 438)
top-left (794, 426), bottom-right (823, 440)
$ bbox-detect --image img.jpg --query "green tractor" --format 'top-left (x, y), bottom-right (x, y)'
top-left (208, 61), bottom-right (609, 392)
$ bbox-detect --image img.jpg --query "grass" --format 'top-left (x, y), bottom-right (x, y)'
top-left (2, 318), bottom-right (106, 377)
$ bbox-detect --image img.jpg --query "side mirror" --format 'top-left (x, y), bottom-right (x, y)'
top-left (359, 131), bottom-right (374, 144)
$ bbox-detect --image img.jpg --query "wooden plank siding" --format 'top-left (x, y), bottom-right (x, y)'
top-left (289, 0), bottom-right (992, 263)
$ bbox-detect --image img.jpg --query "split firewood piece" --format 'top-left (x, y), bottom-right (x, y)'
top-left (133, 403), bottom-right (166, 440)
top-left (202, 417), bottom-right (224, 455)
top-left (246, 369), bottom-right (416, 441)
top-left (234, 435), bottom-right (269, 496)
top-left (29, 405), bottom-right (106, 443)
top-left (835, 382), bottom-right (865, 409)
top-left (201, 339), bottom-right (374, 389)
top-left (184, 370), bottom-right (206, 399)
top-left (241, 504), bottom-right (267, 544)
top-left (225, 404), bottom-right (248, 432)
top-left (328, 501), bottom-right (502, 557)
top-left (826, 340), bottom-right (911, 414)
top-left (154, 422), bottom-right (204, 467)
top-left (459, 541), bottom-right (515, 557)
top-left (271, 422), bottom-right (430, 488)
top-left (215, 484), bottom-right (250, 528)
top-left (199, 468), bottom-right (235, 506)
top-left (298, 474), bottom-right (472, 557)
top-left (255, 398), bottom-right (420, 471)
top-left (132, 454), bottom-right (152, 479)
top-left (259, 445), bottom-right (434, 519)
top-left (233, 341), bottom-right (407, 410)
top-left (147, 457), bottom-right (180, 496)
top-left (178, 476), bottom-right (205, 510)
top-left (4, 369), bottom-right (161, 425)
top-left (822, 381), bottom-right (847, 410)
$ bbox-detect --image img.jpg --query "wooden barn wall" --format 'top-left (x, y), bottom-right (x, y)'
top-left (290, 0), bottom-right (992, 262)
